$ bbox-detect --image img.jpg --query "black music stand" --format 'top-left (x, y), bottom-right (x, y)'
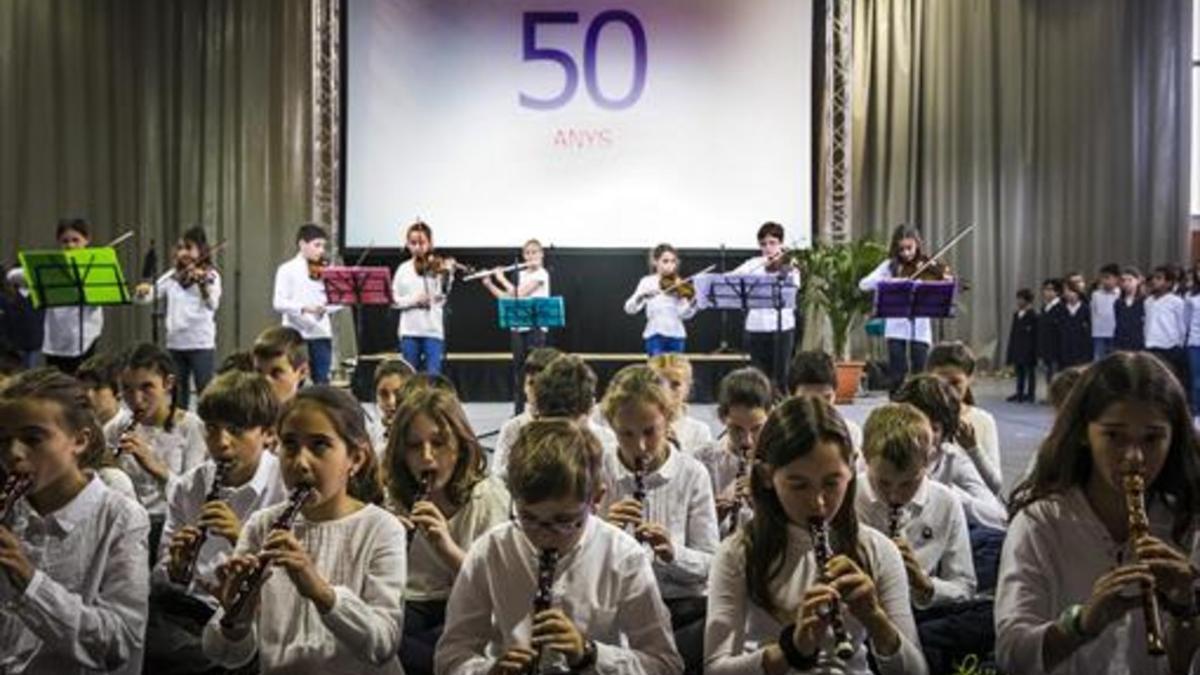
top-left (873, 279), bottom-right (956, 384)
top-left (694, 272), bottom-right (798, 387)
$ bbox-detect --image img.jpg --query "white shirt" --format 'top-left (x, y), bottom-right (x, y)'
top-left (996, 488), bottom-right (1200, 675)
top-left (43, 306), bottom-right (103, 357)
top-left (600, 445), bottom-right (720, 599)
top-left (202, 503), bottom-right (407, 674)
top-left (692, 438), bottom-right (754, 539)
top-left (136, 269), bottom-right (222, 350)
top-left (105, 411), bottom-right (209, 516)
top-left (1144, 293), bottom-right (1187, 349)
top-left (407, 477), bottom-right (511, 602)
top-left (434, 517), bottom-right (684, 675)
top-left (673, 414), bottom-right (713, 454)
top-left (927, 443), bottom-right (1007, 531)
top-left (513, 267), bottom-right (550, 333)
top-left (856, 477), bottom-right (976, 608)
top-left (857, 260), bottom-right (933, 345)
top-left (703, 524), bottom-right (928, 675)
top-left (1187, 294), bottom-right (1200, 347)
top-left (1090, 288), bottom-right (1119, 338)
top-left (95, 467), bottom-right (138, 503)
top-left (153, 454), bottom-right (288, 606)
top-left (490, 411), bottom-right (532, 480)
top-left (729, 257), bottom-right (801, 333)
top-left (391, 259), bottom-right (446, 339)
top-left (273, 253), bottom-right (339, 340)
top-left (0, 477), bottom-right (150, 675)
top-left (624, 274), bottom-right (699, 339)
top-left (845, 417), bottom-right (864, 453)
top-left (962, 405), bottom-right (1003, 495)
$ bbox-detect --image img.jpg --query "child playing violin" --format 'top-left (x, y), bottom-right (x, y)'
top-left (392, 221), bottom-right (462, 375)
top-left (134, 226), bottom-right (221, 410)
top-left (624, 244), bottom-right (698, 356)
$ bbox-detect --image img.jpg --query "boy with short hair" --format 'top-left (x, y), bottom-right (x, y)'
top-left (271, 223), bottom-right (341, 384)
top-left (251, 326), bottom-right (309, 404)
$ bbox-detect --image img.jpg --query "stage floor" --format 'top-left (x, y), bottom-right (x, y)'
top-left (461, 375), bottom-right (1055, 496)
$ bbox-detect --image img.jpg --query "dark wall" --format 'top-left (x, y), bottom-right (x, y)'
top-left (347, 247), bottom-right (801, 356)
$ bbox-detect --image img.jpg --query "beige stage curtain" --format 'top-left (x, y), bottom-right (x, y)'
top-left (850, 0), bottom-right (1193, 364)
top-left (0, 0), bottom-right (314, 355)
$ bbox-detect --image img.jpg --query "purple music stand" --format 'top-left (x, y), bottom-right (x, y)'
top-left (872, 279), bottom-right (956, 320)
top-left (323, 266), bottom-right (394, 352)
top-left (693, 272), bottom-right (798, 386)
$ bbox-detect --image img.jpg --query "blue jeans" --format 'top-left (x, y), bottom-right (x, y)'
top-left (1189, 347), bottom-right (1200, 414)
top-left (1093, 337), bottom-right (1114, 362)
top-left (307, 338), bottom-right (333, 385)
top-left (645, 334), bottom-right (685, 356)
top-left (401, 336), bottom-right (445, 375)
top-left (169, 349), bottom-right (215, 410)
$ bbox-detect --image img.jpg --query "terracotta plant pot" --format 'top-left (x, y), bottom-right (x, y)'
top-left (835, 361), bottom-right (865, 404)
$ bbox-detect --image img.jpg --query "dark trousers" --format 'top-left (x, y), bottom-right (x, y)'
top-left (512, 330), bottom-right (547, 415)
top-left (144, 584), bottom-right (235, 675)
top-left (307, 337), bottom-right (333, 384)
top-left (1148, 347), bottom-right (1191, 403)
top-left (745, 329), bottom-right (795, 392)
top-left (915, 600), bottom-right (996, 675)
top-left (170, 348), bottom-right (215, 410)
top-left (44, 344), bottom-right (96, 376)
top-left (1014, 364), bottom-right (1036, 400)
top-left (400, 599), bottom-right (447, 675)
top-left (1041, 359), bottom-right (1059, 394)
top-left (886, 339), bottom-right (929, 391)
top-left (664, 596), bottom-right (706, 675)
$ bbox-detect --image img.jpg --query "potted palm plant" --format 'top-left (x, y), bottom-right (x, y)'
top-left (789, 237), bottom-right (888, 402)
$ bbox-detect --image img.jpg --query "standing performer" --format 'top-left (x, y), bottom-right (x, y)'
top-left (392, 221), bottom-right (456, 375)
top-left (134, 226), bottom-right (221, 409)
top-left (732, 222), bottom-right (800, 388)
top-left (624, 244), bottom-right (699, 357)
top-left (858, 225), bottom-right (939, 391)
top-left (272, 223), bottom-right (340, 385)
top-left (483, 238), bottom-right (551, 411)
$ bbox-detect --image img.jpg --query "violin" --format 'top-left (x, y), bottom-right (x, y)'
top-left (896, 255), bottom-right (951, 281)
top-left (413, 252), bottom-right (472, 277)
top-left (307, 256), bottom-right (329, 281)
top-left (658, 273), bottom-right (696, 300)
top-left (173, 241), bottom-right (227, 289)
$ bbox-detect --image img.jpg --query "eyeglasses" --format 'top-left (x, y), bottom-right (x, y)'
top-left (514, 505), bottom-right (591, 535)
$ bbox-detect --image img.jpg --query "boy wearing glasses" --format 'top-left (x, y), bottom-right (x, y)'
top-left (435, 419), bottom-right (684, 675)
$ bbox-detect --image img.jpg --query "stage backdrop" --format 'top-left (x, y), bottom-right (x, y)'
top-left (344, 0), bottom-right (814, 250)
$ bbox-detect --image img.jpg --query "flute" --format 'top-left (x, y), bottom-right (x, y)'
top-left (170, 459), bottom-right (232, 585)
top-left (1123, 458), bottom-right (1167, 656)
top-left (808, 517), bottom-right (856, 660)
top-left (528, 548), bottom-right (565, 674)
top-left (219, 484), bottom-right (316, 629)
top-left (0, 472), bottom-right (34, 524)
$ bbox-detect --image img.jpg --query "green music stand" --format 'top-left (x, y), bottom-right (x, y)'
top-left (19, 247), bottom-right (132, 355)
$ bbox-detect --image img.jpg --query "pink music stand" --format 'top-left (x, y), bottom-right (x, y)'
top-left (322, 266), bottom-right (393, 348)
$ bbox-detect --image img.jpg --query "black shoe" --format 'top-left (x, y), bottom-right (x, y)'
top-left (1006, 394), bottom-right (1021, 402)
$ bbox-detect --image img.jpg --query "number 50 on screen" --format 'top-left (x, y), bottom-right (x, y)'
top-left (520, 10), bottom-right (648, 111)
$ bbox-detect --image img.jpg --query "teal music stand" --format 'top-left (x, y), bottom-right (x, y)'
top-left (19, 247), bottom-right (131, 355)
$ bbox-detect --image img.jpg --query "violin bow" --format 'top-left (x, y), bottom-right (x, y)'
top-left (907, 224), bottom-right (975, 280)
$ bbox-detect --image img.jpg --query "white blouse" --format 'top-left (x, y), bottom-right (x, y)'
top-left (272, 253), bottom-right (339, 340)
top-left (996, 488), bottom-right (1200, 675)
top-left (926, 443), bottom-right (1008, 531)
top-left (855, 477), bottom-right (976, 608)
top-left (136, 270), bottom-right (222, 351)
top-left (202, 503), bottom-right (407, 674)
top-left (961, 405), bottom-right (1003, 495)
top-left (692, 438), bottom-right (754, 539)
top-left (600, 445), bottom-right (720, 599)
top-left (703, 523), bottom-right (928, 675)
top-left (105, 411), bottom-right (209, 516)
top-left (672, 414), bottom-right (713, 455)
top-left (391, 259), bottom-right (446, 339)
top-left (623, 274), bottom-right (698, 339)
top-left (434, 516), bottom-right (684, 675)
top-left (0, 477), bottom-right (150, 675)
top-left (407, 476), bottom-right (511, 602)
